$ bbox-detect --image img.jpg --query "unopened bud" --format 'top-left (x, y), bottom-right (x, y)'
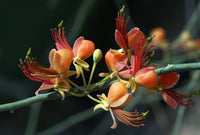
top-left (149, 51), bottom-right (155, 59)
top-left (93, 49), bottom-right (102, 63)
top-left (195, 90), bottom-right (200, 95)
top-left (25, 48), bottom-right (32, 60)
top-left (119, 5), bottom-right (125, 14)
top-left (58, 20), bottom-right (64, 28)
top-left (142, 110), bottom-right (149, 117)
top-left (147, 36), bottom-right (155, 42)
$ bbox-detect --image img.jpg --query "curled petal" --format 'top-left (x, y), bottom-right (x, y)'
top-left (111, 107), bottom-right (147, 128)
top-left (19, 59), bottom-right (58, 83)
top-left (51, 28), bottom-right (72, 50)
top-left (74, 57), bottom-right (89, 69)
top-left (57, 90), bottom-right (66, 100)
top-left (94, 104), bottom-right (109, 112)
top-left (35, 82), bottom-right (55, 95)
top-left (159, 72), bottom-right (180, 89)
top-left (163, 89), bottom-right (194, 108)
top-left (74, 63), bottom-right (81, 78)
top-left (144, 88), bottom-right (159, 94)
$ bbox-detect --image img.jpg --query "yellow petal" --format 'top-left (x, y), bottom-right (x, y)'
top-left (99, 72), bottom-right (110, 77)
top-left (144, 88), bottom-right (158, 94)
top-left (117, 75), bottom-right (129, 86)
top-left (74, 63), bottom-right (81, 78)
top-left (131, 78), bottom-right (138, 93)
top-left (94, 104), bottom-right (109, 111)
top-left (66, 69), bottom-right (76, 77)
top-left (74, 57), bottom-right (89, 69)
top-left (57, 90), bottom-right (65, 100)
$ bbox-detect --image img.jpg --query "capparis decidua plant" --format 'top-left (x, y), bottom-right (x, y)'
top-left (1, 6), bottom-right (200, 130)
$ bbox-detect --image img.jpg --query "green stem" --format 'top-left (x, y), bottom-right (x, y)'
top-left (155, 62), bottom-right (200, 75)
top-left (25, 102), bottom-right (42, 135)
top-left (87, 94), bottom-right (102, 104)
top-left (79, 66), bottom-right (87, 88)
top-left (87, 62), bottom-right (97, 89)
top-left (1, 62), bottom-right (200, 112)
top-left (65, 77), bottom-right (85, 91)
top-left (90, 74), bottom-right (112, 90)
top-left (66, 91), bottom-right (86, 97)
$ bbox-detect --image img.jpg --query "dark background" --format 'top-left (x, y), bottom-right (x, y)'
top-left (0, 0), bottom-right (200, 135)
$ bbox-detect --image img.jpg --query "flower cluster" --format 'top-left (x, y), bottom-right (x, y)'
top-left (19, 6), bottom-right (196, 129)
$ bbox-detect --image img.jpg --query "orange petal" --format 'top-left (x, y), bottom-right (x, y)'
top-left (53, 49), bottom-right (73, 74)
top-left (49, 49), bottom-right (56, 69)
top-left (72, 36), bottom-right (84, 57)
top-left (128, 27), bottom-right (146, 51)
top-left (76, 40), bottom-right (95, 60)
top-left (159, 72), bottom-right (180, 89)
top-left (105, 50), bottom-right (127, 72)
top-left (135, 67), bottom-right (158, 88)
top-left (35, 82), bottom-right (54, 95)
top-left (108, 82), bottom-right (131, 106)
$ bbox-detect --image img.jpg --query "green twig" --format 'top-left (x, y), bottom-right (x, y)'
top-left (155, 62), bottom-right (200, 75)
top-left (25, 102), bottom-right (42, 135)
top-left (1, 62), bottom-right (200, 112)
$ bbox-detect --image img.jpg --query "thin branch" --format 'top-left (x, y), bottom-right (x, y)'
top-left (0, 62), bottom-right (200, 112)
top-left (155, 62), bottom-right (200, 75)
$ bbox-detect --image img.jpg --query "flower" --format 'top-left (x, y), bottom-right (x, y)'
top-left (145, 72), bottom-right (194, 109)
top-left (19, 48), bottom-right (75, 97)
top-left (117, 36), bottom-right (158, 92)
top-left (94, 81), bottom-right (148, 129)
top-left (51, 23), bottom-right (95, 77)
top-left (115, 6), bottom-right (146, 52)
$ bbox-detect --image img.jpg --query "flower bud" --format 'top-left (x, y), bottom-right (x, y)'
top-left (93, 49), bottom-right (102, 63)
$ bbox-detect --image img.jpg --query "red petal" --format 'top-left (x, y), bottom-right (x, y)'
top-left (162, 91), bottom-right (177, 109)
top-left (159, 72), bottom-right (180, 89)
top-left (115, 30), bottom-right (127, 51)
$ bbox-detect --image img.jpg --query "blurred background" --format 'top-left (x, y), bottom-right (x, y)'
top-left (0, 0), bottom-right (200, 135)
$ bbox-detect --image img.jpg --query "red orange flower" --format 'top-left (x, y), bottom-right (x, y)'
top-left (117, 36), bottom-right (158, 92)
top-left (115, 6), bottom-right (146, 52)
top-left (145, 72), bottom-right (194, 109)
top-left (19, 48), bottom-right (75, 96)
top-left (51, 24), bottom-right (95, 77)
top-left (94, 81), bottom-right (148, 129)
